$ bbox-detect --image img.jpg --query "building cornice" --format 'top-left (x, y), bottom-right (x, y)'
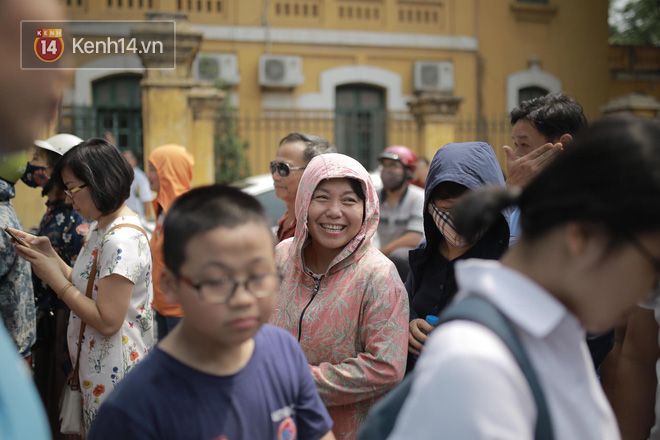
top-left (69, 23), bottom-right (478, 51)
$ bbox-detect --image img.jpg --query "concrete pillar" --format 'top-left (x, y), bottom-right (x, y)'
top-left (408, 91), bottom-right (464, 160)
top-left (188, 87), bottom-right (224, 185)
top-left (131, 12), bottom-right (224, 185)
top-left (601, 93), bottom-right (660, 119)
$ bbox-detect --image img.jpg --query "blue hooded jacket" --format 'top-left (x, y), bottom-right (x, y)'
top-left (406, 142), bottom-right (511, 322)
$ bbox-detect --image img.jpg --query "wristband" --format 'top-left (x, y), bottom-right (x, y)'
top-left (58, 282), bottom-right (75, 299)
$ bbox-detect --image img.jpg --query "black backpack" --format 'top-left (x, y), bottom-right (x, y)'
top-left (358, 295), bottom-right (554, 440)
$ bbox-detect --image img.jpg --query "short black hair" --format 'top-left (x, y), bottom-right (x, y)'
top-left (163, 184), bottom-right (273, 276)
top-left (52, 138), bottom-right (133, 215)
top-left (279, 132), bottom-right (337, 163)
top-left (510, 93), bottom-right (587, 141)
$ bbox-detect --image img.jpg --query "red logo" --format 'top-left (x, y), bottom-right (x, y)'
top-left (277, 416), bottom-right (296, 440)
top-left (34, 29), bottom-right (64, 62)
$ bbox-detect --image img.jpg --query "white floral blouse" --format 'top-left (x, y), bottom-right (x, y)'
top-left (67, 215), bottom-right (154, 430)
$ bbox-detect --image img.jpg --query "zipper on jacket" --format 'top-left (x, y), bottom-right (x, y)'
top-left (298, 276), bottom-right (322, 342)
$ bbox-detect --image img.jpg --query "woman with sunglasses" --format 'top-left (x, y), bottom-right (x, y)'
top-left (11, 138), bottom-right (154, 432)
top-left (406, 142), bottom-right (510, 371)
top-left (271, 132), bottom-right (335, 243)
top-left (387, 116), bottom-right (660, 439)
top-left (269, 153), bottom-right (409, 440)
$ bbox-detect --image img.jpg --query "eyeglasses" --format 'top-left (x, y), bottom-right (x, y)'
top-left (626, 235), bottom-right (660, 307)
top-left (270, 161), bottom-right (306, 178)
top-left (178, 272), bottom-right (282, 304)
top-left (64, 183), bottom-right (88, 198)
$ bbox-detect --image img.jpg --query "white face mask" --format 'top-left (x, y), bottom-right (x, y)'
top-left (428, 202), bottom-right (485, 249)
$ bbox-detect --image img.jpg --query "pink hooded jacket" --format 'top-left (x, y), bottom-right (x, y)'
top-left (269, 153), bottom-right (409, 440)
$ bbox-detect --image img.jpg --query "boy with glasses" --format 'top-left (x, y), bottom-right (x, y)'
top-left (88, 185), bottom-right (334, 440)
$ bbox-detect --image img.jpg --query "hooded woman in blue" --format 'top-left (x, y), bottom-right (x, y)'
top-left (406, 142), bottom-right (510, 368)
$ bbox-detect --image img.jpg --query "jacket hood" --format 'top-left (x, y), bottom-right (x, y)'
top-left (291, 153), bottom-right (379, 274)
top-left (148, 144), bottom-right (194, 213)
top-left (424, 142), bottom-right (509, 246)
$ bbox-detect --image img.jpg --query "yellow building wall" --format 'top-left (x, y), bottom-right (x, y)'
top-left (477, 0), bottom-right (609, 121)
top-left (32, 0), bottom-right (610, 211)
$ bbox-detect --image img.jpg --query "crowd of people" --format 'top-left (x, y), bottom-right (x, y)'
top-left (2, 1), bottom-right (660, 439)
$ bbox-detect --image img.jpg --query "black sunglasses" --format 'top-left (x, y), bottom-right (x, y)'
top-left (270, 161), bottom-right (306, 178)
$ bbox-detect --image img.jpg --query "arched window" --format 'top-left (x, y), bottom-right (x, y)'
top-left (335, 85), bottom-right (386, 170)
top-left (92, 75), bottom-right (144, 163)
top-left (518, 86), bottom-right (549, 104)
top-left (506, 57), bottom-right (560, 112)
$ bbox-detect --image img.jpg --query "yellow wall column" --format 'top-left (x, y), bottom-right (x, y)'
top-left (188, 88), bottom-right (225, 186)
top-left (408, 92), bottom-right (464, 160)
top-left (131, 14), bottom-right (202, 161)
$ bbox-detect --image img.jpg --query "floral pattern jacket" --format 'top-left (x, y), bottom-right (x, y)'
top-left (269, 153), bottom-right (409, 440)
top-left (0, 180), bottom-right (35, 357)
top-left (67, 215), bottom-right (154, 430)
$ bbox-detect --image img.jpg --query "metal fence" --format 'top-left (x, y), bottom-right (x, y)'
top-left (218, 109), bottom-right (421, 175)
top-left (220, 110), bottom-right (512, 175)
top-left (455, 115), bottom-right (512, 168)
top-left (60, 105), bottom-right (513, 179)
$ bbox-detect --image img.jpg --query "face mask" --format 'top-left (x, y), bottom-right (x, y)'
top-left (21, 163), bottom-right (49, 188)
top-left (428, 202), bottom-right (485, 249)
top-left (381, 169), bottom-right (406, 191)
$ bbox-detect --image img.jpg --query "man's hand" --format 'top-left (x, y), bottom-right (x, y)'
top-left (504, 142), bottom-right (563, 189)
top-left (408, 318), bottom-right (435, 356)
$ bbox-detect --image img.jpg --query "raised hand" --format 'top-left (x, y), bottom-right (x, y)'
top-left (504, 142), bottom-right (563, 189)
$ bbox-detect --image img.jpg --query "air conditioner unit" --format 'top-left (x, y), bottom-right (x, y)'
top-left (258, 55), bottom-right (304, 88)
top-left (413, 61), bottom-right (455, 92)
top-left (193, 53), bottom-right (241, 86)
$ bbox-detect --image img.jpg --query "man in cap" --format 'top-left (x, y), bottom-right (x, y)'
top-left (377, 145), bottom-right (425, 282)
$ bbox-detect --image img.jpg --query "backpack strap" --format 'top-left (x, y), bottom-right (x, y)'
top-left (357, 295), bottom-right (554, 440)
top-left (437, 295), bottom-right (554, 440)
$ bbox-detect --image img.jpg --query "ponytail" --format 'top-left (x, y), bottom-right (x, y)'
top-left (453, 186), bottom-right (520, 242)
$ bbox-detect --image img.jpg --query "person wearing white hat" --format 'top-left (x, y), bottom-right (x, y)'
top-left (23, 134), bottom-right (91, 436)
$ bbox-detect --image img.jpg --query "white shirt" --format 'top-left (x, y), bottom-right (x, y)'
top-left (125, 167), bottom-right (154, 218)
top-left (388, 259), bottom-right (620, 440)
top-left (377, 184), bottom-right (425, 247)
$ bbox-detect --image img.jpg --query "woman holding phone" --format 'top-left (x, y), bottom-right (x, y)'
top-left (11, 138), bottom-right (154, 431)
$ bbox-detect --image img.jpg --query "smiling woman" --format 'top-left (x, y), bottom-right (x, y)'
top-left (269, 153), bottom-right (409, 440)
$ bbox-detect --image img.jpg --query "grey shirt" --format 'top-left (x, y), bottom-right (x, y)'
top-left (377, 184), bottom-right (425, 248)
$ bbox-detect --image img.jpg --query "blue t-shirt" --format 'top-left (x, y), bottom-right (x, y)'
top-left (87, 324), bottom-right (332, 440)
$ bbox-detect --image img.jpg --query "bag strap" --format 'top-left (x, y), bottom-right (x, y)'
top-left (107, 223), bottom-right (149, 242)
top-left (437, 295), bottom-right (554, 440)
top-left (70, 250), bottom-right (97, 391)
top-left (69, 222), bottom-right (149, 390)
top-left (357, 296), bottom-right (554, 440)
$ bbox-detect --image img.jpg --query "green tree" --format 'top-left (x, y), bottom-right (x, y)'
top-left (609, 0), bottom-right (660, 46)
top-left (214, 88), bottom-right (250, 184)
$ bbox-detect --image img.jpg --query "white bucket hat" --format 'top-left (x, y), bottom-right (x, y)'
top-left (34, 133), bottom-right (83, 156)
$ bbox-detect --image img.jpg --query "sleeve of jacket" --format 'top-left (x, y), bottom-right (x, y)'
top-left (310, 261), bottom-right (409, 407)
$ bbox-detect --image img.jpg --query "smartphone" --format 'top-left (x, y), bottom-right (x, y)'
top-left (4, 227), bottom-right (26, 246)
